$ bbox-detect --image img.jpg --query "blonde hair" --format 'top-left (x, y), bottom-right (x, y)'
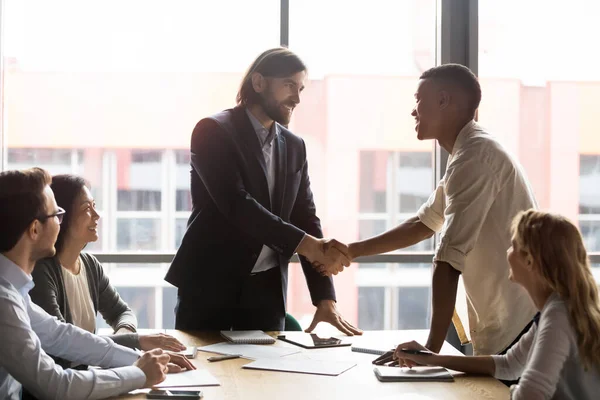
top-left (512, 209), bottom-right (600, 370)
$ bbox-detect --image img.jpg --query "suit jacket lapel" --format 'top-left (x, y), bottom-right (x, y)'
top-left (231, 107), bottom-right (271, 210)
top-left (273, 132), bottom-right (287, 217)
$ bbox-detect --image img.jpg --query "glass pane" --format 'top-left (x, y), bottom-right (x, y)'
top-left (479, 1), bottom-right (600, 262)
top-left (176, 190), bottom-right (192, 212)
top-left (358, 287), bottom-right (385, 330)
top-left (397, 287), bottom-right (431, 329)
top-left (95, 286), bottom-right (155, 330)
top-left (359, 151), bottom-right (388, 213)
top-left (580, 155), bottom-right (600, 214)
top-left (290, 0), bottom-right (437, 76)
top-left (358, 219), bottom-right (387, 240)
top-left (174, 218), bottom-right (188, 249)
top-left (398, 152), bottom-right (432, 213)
top-left (116, 219), bottom-right (161, 251)
top-left (162, 286), bottom-right (178, 329)
top-left (118, 190), bottom-right (162, 212)
top-left (579, 221), bottom-right (600, 253)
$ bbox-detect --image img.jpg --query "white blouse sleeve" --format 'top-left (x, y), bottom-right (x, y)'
top-left (495, 302), bottom-right (573, 400)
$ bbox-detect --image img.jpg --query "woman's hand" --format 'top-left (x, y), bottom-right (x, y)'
top-left (139, 333), bottom-right (187, 352)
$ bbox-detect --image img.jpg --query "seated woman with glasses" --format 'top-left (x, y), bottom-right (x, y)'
top-left (29, 174), bottom-right (185, 369)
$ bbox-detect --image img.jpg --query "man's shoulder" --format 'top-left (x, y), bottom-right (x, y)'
top-left (0, 280), bottom-right (23, 306)
top-left (457, 129), bottom-right (517, 169)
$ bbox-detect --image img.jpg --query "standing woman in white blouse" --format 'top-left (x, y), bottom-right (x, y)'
top-left (387, 209), bottom-right (600, 400)
top-left (29, 174), bottom-right (186, 370)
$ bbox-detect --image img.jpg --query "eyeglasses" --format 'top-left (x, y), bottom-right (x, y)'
top-left (37, 207), bottom-right (66, 224)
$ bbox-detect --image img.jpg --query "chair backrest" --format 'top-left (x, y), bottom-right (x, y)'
top-left (284, 313), bottom-right (302, 331)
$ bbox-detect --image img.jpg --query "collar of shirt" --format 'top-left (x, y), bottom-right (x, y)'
top-left (451, 119), bottom-right (485, 155)
top-left (246, 108), bottom-right (279, 149)
top-left (0, 253), bottom-right (34, 297)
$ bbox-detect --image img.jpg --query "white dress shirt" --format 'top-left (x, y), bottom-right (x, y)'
top-left (492, 293), bottom-right (600, 399)
top-left (418, 120), bottom-right (537, 355)
top-left (0, 254), bottom-right (146, 400)
top-left (246, 109), bottom-right (281, 273)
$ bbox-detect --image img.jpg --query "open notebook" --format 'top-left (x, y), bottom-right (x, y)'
top-left (373, 366), bottom-right (454, 382)
top-left (220, 330), bottom-right (276, 344)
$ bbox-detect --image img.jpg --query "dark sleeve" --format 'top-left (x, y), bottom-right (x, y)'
top-left (289, 141), bottom-right (336, 305)
top-left (105, 333), bottom-right (140, 350)
top-left (191, 118), bottom-right (305, 258)
top-left (30, 259), bottom-right (67, 323)
top-left (86, 254), bottom-right (138, 333)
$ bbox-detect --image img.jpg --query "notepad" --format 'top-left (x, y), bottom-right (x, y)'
top-left (198, 342), bottom-right (300, 360)
top-left (373, 366), bottom-right (454, 382)
top-left (152, 369), bottom-right (220, 388)
top-left (351, 344), bottom-right (393, 355)
top-left (220, 330), bottom-right (276, 344)
top-left (243, 358), bottom-right (357, 376)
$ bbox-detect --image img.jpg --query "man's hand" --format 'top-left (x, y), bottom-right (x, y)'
top-left (134, 348), bottom-right (170, 388)
top-left (165, 353), bottom-right (197, 372)
top-left (139, 333), bottom-right (187, 352)
top-left (297, 236), bottom-right (351, 276)
top-left (305, 300), bottom-right (363, 336)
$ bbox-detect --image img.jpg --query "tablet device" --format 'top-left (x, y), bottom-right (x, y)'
top-left (147, 389), bottom-right (203, 399)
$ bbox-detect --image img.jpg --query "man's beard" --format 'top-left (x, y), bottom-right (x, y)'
top-left (258, 89), bottom-right (293, 126)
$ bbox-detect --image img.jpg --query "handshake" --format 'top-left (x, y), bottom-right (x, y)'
top-left (297, 235), bottom-right (354, 277)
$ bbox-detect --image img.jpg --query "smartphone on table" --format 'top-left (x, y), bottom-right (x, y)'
top-left (147, 389), bottom-right (203, 399)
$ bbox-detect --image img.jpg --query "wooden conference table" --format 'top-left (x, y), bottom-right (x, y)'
top-left (109, 329), bottom-right (509, 400)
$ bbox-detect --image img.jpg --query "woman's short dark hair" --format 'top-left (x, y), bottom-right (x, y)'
top-left (0, 168), bottom-right (52, 252)
top-left (420, 63), bottom-right (482, 117)
top-left (51, 174), bottom-right (90, 253)
top-left (236, 48), bottom-right (307, 107)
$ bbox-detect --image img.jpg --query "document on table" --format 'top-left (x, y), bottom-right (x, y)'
top-left (242, 358), bottom-right (357, 376)
top-left (198, 342), bottom-right (300, 360)
top-left (152, 369), bottom-right (220, 388)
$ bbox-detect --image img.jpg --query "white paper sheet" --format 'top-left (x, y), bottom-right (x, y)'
top-left (242, 358), bottom-right (357, 376)
top-left (198, 342), bottom-right (300, 360)
top-left (152, 369), bottom-right (220, 388)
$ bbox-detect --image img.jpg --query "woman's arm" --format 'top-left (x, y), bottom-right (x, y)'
top-left (87, 254), bottom-right (138, 332)
top-left (391, 340), bottom-right (495, 375)
top-left (508, 302), bottom-right (572, 400)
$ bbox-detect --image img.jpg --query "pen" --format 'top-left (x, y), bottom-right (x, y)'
top-left (207, 354), bottom-right (242, 362)
top-left (398, 349), bottom-right (434, 356)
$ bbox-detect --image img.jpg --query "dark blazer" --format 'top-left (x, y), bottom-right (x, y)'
top-left (165, 106), bottom-right (335, 309)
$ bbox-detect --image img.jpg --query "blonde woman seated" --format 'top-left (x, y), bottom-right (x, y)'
top-left (30, 174), bottom-right (185, 368)
top-left (380, 210), bottom-right (600, 400)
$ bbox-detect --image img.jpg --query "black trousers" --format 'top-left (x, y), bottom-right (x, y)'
top-left (175, 267), bottom-right (286, 331)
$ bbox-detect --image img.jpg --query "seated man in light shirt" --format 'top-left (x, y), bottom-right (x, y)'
top-left (0, 167), bottom-right (195, 400)
top-left (323, 64), bottom-right (538, 371)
